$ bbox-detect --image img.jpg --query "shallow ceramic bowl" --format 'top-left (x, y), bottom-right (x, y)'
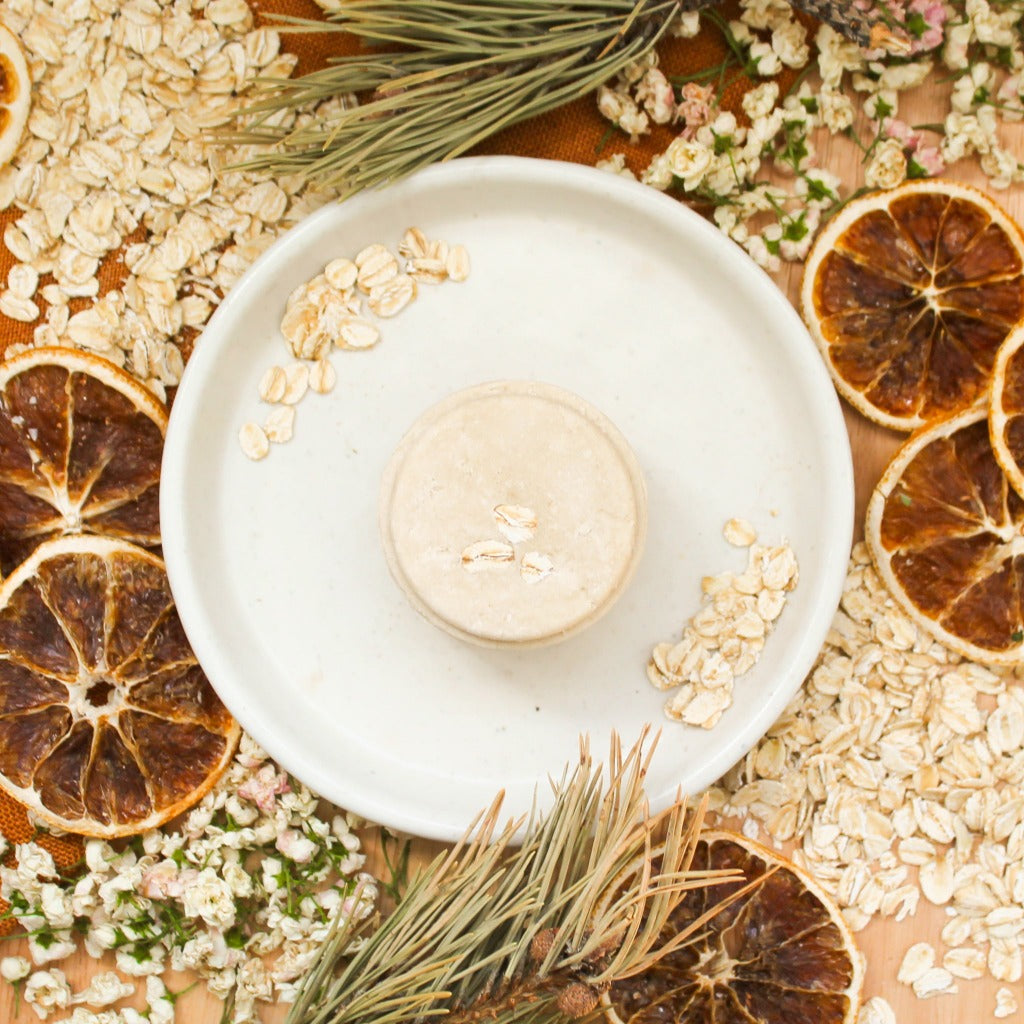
top-left (161, 157), bottom-right (853, 841)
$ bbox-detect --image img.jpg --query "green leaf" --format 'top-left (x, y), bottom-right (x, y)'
top-left (803, 176), bottom-right (836, 203)
top-left (782, 212), bottom-right (809, 243)
top-left (872, 95), bottom-right (894, 121)
top-left (905, 11), bottom-right (927, 38)
top-left (906, 157), bottom-right (930, 180)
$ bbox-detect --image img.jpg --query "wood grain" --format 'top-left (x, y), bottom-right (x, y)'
top-left (3, 97), bottom-right (1022, 1024)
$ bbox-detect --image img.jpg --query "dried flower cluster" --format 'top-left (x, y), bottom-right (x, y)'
top-left (597, 0), bottom-right (1024, 271)
top-left (710, 543), bottom-right (1024, 1008)
top-left (0, 735), bottom-right (377, 1023)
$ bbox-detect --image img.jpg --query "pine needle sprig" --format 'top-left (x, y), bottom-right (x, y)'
top-left (227, 0), bottom-right (685, 197)
top-left (286, 731), bottom-right (747, 1024)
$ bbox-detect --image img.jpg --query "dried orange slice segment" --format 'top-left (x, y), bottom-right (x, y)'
top-left (604, 831), bottom-right (863, 1024)
top-left (0, 347), bottom-right (167, 573)
top-left (990, 323), bottom-right (1024, 500)
top-left (0, 535), bottom-right (239, 837)
top-left (866, 406), bottom-right (1024, 664)
top-left (0, 25), bottom-right (29, 168)
top-left (801, 180), bottom-right (1024, 431)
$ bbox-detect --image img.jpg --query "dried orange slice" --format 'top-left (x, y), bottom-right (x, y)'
top-left (0, 25), bottom-right (29, 168)
top-left (0, 535), bottom-right (239, 837)
top-left (990, 323), bottom-right (1024, 500)
top-left (801, 180), bottom-right (1024, 431)
top-left (0, 347), bottom-right (167, 573)
top-left (604, 831), bottom-right (863, 1024)
top-left (866, 406), bottom-right (1024, 664)
top-left (0, 24), bottom-right (28, 167)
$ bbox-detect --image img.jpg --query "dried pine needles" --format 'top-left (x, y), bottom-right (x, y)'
top-left (286, 733), bottom-right (753, 1024)
top-left (231, 0), bottom-right (684, 197)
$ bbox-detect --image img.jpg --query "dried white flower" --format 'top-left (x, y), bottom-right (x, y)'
top-left (276, 829), bottom-right (318, 865)
top-left (24, 968), bottom-right (72, 1020)
top-left (181, 868), bottom-right (238, 931)
top-left (0, 956), bottom-right (31, 982)
top-left (664, 137), bottom-right (712, 191)
top-left (27, 933), bottom-right (77, 966)
top-left (864, 138), bottom-right (908, 190)
top-left (145, 976), bottom-right (175, 1024)
top-left (39, 883), bottom-right (74, 930)
top-left (71, 971), bottom-right (135, 1008)
top-left (742, 82), bottom-right (779, 121)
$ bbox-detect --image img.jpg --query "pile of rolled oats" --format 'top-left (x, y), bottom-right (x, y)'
top-left (0, 0), bottom-right (341, 402)
top-left (239, 228), bottom-right (469, 459)
top-left (709, 542), bottom-right (1024, 1009)
top-left (647, 518), bottom-right (798, 729)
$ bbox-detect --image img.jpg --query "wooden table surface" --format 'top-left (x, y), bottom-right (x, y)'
top-left (3, 97), bottom-right (1021, 1024)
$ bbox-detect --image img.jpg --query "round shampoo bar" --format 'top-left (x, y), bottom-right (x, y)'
top-left (379, 380), bottom-right (647, 647)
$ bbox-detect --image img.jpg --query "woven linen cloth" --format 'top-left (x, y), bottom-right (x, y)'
top-left (0, 0), bottom-right (800, 931)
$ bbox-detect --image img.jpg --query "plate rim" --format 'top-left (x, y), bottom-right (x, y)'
top-left (162, 155), bottom-right (854, 840)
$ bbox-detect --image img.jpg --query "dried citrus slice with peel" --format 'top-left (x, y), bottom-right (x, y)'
top-left (0, 25), bottom-right (29, 168)
top-left (604, 831), bottom-right (863, 1024)
top-left (990, 323), bottom-right (1024, 500)
top-left (0, 534), bottom-right (239, 837)
top-left (0, 347), bottom-right (167, 573)
top-left (866, 406), bottom-right (1024, 664)
top-left (802, 180), bottom-right (1024, 431)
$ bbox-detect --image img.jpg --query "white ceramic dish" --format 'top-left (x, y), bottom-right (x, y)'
top-left (162, 157), bottom-right (853, 842)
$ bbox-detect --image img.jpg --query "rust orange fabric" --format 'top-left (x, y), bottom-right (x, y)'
top-left (0, 0), bottom-right (809, 932)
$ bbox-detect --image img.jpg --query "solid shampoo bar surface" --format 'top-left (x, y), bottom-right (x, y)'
top-left (379, 379), bottom-right (647, 648)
